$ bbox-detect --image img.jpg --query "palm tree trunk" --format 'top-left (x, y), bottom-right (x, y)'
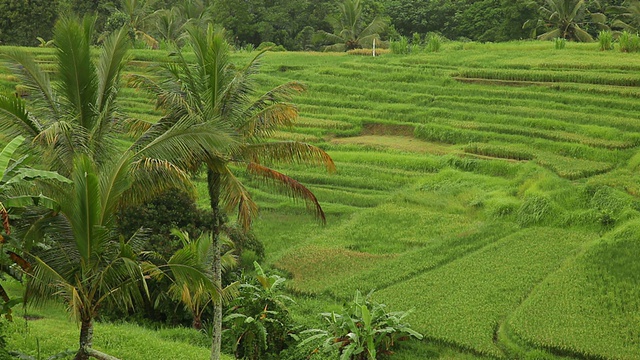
top-left (207, 168), bottom-right (223, 360)
top-left (75, 318), bottom-right (93, 360)
top-left (193, 312), bottom-right (203, 330)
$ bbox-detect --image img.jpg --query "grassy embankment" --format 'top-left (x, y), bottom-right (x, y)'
top-left (1, 41), bottom-right (640, 359)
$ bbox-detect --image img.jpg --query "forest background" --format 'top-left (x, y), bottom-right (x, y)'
top-left (0, 0), bottom-right (628, 49)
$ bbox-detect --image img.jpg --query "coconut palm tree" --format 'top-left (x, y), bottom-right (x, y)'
top-left (524, 0), bottom-right (607, 41)
top-left (153, 0), bottom-right (212, 45)
top-left (0, 16), bottom-right (235, 360)
top-left (128, 24), bottom-right (335, 360)
top-left (116, 0), bottom-right (159, 48)
top-left (317, 0), bottom-right (387, 51)
top-left (166, 229), bottom-right (237, 330)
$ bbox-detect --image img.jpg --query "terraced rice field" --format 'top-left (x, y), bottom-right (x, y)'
top-left (2, 41), bottom-right (640, 359)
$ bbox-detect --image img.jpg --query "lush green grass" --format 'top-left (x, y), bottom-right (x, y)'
top-left (3, 41), bottom-right (640, 359)
top-left (4, 281), bottom-right (232, 360)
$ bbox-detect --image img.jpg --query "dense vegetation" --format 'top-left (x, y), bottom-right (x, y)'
top-left (4, 0), bottom-right (640, 47)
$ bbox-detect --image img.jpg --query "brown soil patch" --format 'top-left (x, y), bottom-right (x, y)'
top-left (361, 123), bottom-right (415, 137)
top-left (332, 135), bottom-right (454, 155)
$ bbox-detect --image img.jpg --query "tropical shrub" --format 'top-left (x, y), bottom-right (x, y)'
top-left (299, 291), bottom-right (423, 360)
top-left (411, 32), bottom-right (422, 53)
top-left (390, 36), bottom-right (409, 54)
top-left (223, 262), bottom-right (297, 360)
top-left (256, 42), bottom-right (286, 52)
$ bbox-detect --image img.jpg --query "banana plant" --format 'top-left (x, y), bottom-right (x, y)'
top-left (223, 262), bottom-right (296, 360)
top-left (0, 135), bottom-right (70, 320)
top-left (299, 291), bottom-right (423, 360)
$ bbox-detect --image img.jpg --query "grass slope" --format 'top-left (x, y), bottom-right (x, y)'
top-left (4, 281), bottom-right (231, 360)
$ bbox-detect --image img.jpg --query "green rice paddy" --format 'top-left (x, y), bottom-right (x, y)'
top-left (2, 41), bottom-right (640, 359)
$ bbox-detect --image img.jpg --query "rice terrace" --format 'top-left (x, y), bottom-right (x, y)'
top-left (1, 1), bottom-right (640, 360)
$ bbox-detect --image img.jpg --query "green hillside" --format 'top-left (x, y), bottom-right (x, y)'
top-left (2, 41), bottom-right (639, 359)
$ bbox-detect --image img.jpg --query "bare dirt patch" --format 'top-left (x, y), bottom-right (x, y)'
top-left (332, 135), bottom-right (454, 155)
top-left (361, 123), bottom-right (415, 137)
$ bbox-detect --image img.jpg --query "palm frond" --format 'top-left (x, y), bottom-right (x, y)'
top-left (358, 17), bottom-right (387, 40)
top-left (316, 30), bottom-right (347, 46)
top-left (0, 94), bottom-right (41, 140)
top-left (246, 163), bottom-right (326, 224)
top-left (218, 167), bottom-right (258, 230)
top-left (99, 153), bottom-right (133, 227)
top-left (96, 27), bottom-right (130, 114)
top-left (25, 255), bottom-right (72, 309)
top-left (241, 103), bottom-right (300, 140)
top-left (123, 157), bottom-right (195, 206)
top-left (131, 115), bottom-right (236, 170)
top-left (54, 16), bottom-right (99, 132)
top-left (66, 155), bottom-right (104, 264)
top-left (242, 142), bottom-right (336, 173)
top-left (92, 27), bottom-right (131, 165)
top-left (0, 50), bottom-right (59, 117)
top-left (118, 117), bottom-right (154, 138)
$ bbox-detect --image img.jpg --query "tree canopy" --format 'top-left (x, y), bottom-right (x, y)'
top-left (0, 0), bottom-right (633, 47)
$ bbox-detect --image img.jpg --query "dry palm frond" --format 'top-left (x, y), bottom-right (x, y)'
top-left (246, 162), bottom-right (326, 224)
top-left (218, 167), bottom-right (259, 230)
top-left (242, 141), bottom-right (336, 173)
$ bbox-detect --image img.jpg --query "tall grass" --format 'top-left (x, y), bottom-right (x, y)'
top-left (390, 36), bottom-right (410, 54)
top-left (619, 31), bottom-right (640, 52)
top-left (426, 33), bottom-right (443, 53)
top-left (598, 30), bottom-right (614, 51)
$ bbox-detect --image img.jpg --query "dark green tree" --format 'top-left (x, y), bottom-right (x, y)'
top-left (0, 0), bottom-right (58, 46)
top-left (382, 0), bottom-right (457, 39)
top-left (211, 0), bottom-right (336, 49)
